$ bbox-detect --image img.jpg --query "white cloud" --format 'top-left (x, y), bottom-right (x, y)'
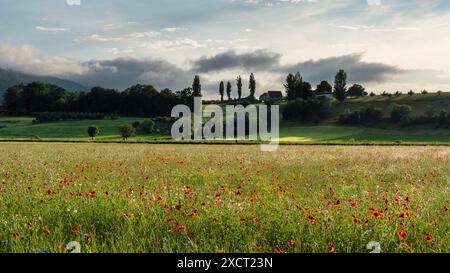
top-left (161, 27), bottom-right (187, 33)
top-left (87, 34), bottom-right (122, 42)
top-left (35, 26), bottom-right (68, 33)
top-left (0, 43), bottom-right (85, 76)
top-left (141, 38), bottom-right (205, 51)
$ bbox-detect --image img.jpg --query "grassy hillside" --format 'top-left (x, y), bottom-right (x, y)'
top-left (0, 116), bottom-right (448, 144)
top-left (327, 92), bottom-right (450, 119)
top-left (0, 92), bottom-right (448, 144)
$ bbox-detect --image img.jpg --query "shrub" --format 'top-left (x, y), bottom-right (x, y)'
top-left (141, 119), bottom-right (156, 134)
top-left (437, 111), bottom-right (449, 128)
top-left (339, 106), bottom-right (383, 125)
top-left (282, 99), bottom-right (330, 121)
top-left (118, 125), bottom-right (135, 140)
top-left (132, 121), bottom-right (141, 129)
top-left (87, 126), bottom-right (100, 140)
top-left (408, 90), bottom-right (415, 96)
top-left (390, 104), bottom-right (412, 123)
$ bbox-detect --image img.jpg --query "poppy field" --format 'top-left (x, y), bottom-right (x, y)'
top-left (0, 143), bottom-right (449, 253)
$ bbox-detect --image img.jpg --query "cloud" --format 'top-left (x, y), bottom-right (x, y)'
top-left (73, 57), bottom-right (192, 90)
top-left (87, 34), bottom-right (122, 42)
top-left (140, 38), bottom-right (205, 51)
top-left (0, 43), bottom-right (85, 76)
top-left (283, 53), bottom-right (402, 83)
top-left (35, 26), bottom-right (68, 33)
top-left (161, 27), bottom-right (187, 33)
top-left (192, 49), bottom-right (281, 73)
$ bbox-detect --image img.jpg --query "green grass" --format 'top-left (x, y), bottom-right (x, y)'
top-left (0, 116), bottom-right (448, 144)
top-left (0, 143), bottom-right (448, 253)
top-left (0, 93), bottom-right (449, 144)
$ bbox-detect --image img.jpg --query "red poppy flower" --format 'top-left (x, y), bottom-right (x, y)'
top-left (276, 247), bottom-right (285, 253)
top-left (27, 222), bottom-right (33, 227)
top-left (252, 217), bottom-right (259, 223)
top-left (90, 191), bottom-right (96, 198)
top-left (329, 244), bottom-right (335, 253)
top-left (288, 240), bottom-right (296, 246)
top-left (71, 227), bottom-right (78, 233)
top-left (12, 232), bottom-right (20, 239)
top-left (43, 228), bottom-right (52, 236)
top-left (105, 191), bottom-right (110, 197)
top-left (445, 207), bottom-right (448, 213)
top-left (235, 189), bottom-right (241, 195)
top-left (175, 204), bottom-right (183, 211)
top-left (334, 200), bottom-right (341, 206)
top-left (425, 235), bottom-right (433, 244)
top-left (398, 230), bottom-right (407, 240)
top-left (157, 196), bottom-right (164, 203)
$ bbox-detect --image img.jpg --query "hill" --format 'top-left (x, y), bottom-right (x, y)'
top-left (0, 68), bottom-right (89, 102)
top-left (328, 92), bottom-right (450, 119)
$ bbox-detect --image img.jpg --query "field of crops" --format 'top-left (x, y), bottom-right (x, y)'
top-left (0, 143), bottom-right (449, 253)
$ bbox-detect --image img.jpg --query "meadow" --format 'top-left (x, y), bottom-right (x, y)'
top-left (0, 143), bottom-right (448, 253)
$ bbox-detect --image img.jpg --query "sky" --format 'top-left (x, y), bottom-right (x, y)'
top-left (0, 0), bottom-right (450, 98)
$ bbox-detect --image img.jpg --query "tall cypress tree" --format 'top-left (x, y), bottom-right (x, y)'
top-left (249, 73), bottom-right (256, 98)
top-left (219, 81), bottom-right (225, 102)
top-left (294, 72), bottom-right (303, 100)
top-left (236, 75), bottom-right (243, 100)
top-left (284, 73), bottom-right (296, 100)
top-left (192, 75), bottom-right (202, 97)
top-left (226, 81), bottom-right (232, 101)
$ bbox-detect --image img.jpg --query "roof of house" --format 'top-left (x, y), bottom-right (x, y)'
top-left (267, 91), bottom-right (283, 98)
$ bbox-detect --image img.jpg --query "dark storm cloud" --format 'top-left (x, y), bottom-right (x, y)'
top-left (191, 49), bottom-right (281, 73)
top-left (72, 57), bottom-right (193, 91)
top-left (283, 53), bottom-right (402, 84)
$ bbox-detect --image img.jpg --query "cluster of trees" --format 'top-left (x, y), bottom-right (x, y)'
top-left (2, 76), bottom-right (205, 116)
top-left (218, 73), bottom-right (256, 102)
top-left (390, 104), bottom-right (450, 128)
top-left (284, 69), bottom-right (367, 102)
top-left (339, 106), bottom-right (383, 125)
top-left (87, 117), bottom-right (179, 141)
top-left (339, 103), bottom-right (450, 128)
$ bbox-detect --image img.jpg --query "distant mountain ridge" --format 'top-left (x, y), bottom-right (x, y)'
top-left (0, 68), bottom-right (89, 102)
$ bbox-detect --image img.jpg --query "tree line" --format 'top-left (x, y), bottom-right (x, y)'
top-left (2, 76), bottom-right (204, 116)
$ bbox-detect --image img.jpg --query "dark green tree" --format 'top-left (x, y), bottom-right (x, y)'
top-left (87, 126), bottom-right (99, 140)
top-left (236, 76), bottom-right (243, 100)
top-left (226, 82), bottom-right (232, 101)
top-left (119, 125), bottom-right (136, 140)
top-left (284, 73), bottom-right (296, 100)
top-left (294, 72), bottom-right (303, 99)
top-left (219, 81), bottom-right (225, 102)
top-left (192, 75), bottom-right (202, 97)
top-left (249, 73), bottom-right (256, 98)
top-left (316, 81), bottom-right (332, 93)
top-left (347, 84), bottom-right (367, 97)
top-left (334, 69), bottom-right (347, 102)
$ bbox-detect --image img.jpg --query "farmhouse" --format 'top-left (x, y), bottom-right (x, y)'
top-left (259, 91), bottom-right (283, 102)
top-left (315, 91), bottom-right (333, 100)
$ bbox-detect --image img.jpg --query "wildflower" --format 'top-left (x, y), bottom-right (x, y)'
top-left (275, 247), bottom-right (285, 253)
top-left (11, 232), bottom-right (20, 239)
top-left (84, 233), bottom-right (92, 242)
top-left (398, 230), bottom-right (407, 240)
top-left (71, 227), bottom-right (78, 233)
top-left (425, 235), bottom-right (433, 244)
top-left (288, 240), bottom-right (296, 246)
top-left (445, 207), bottom-right (448, 213)
top-left (105, 191), bottom-right (110, 197)
top-left (329, 244), bottom-right (335, 253)
top-left (27, 222), bottom-right (33, 227)
top-left (157, 196), bottom-right (164, 203)
top-left (90, 191), bottom-right (96, 198)
top-left (175, 204), bottom-right (183, 211)
top-left (252, 217), bottom-right (259, 223)
top-left (43, 228), bottom-right (52, 236)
